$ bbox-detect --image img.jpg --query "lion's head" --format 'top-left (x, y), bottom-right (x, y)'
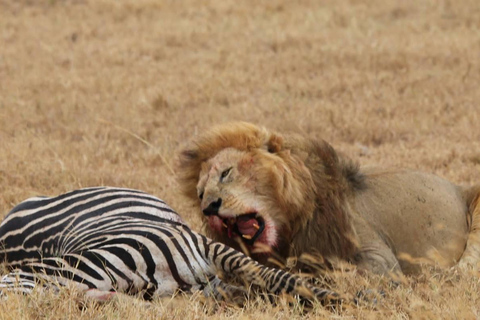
top-left (177, 122), bottom-right (358, 263)
top-left (177, 122), bottom-right (316, 256)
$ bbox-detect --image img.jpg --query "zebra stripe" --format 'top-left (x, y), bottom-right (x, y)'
top-left (0, 187), bottom-right (341, 305)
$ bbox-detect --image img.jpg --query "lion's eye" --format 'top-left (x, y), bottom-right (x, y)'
top-left (199, 192), bottom-right (204, 200)
top-left (220, 167), bottom-right (232, 181)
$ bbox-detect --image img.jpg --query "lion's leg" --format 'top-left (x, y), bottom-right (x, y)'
top-left (351, 230), bottom-right (404, 306)
top-left (458, 191), bottom-right (480, 270)
top-left (355, 245), bottom-right (403, 277)
top-left (351, 237), bottom-right (401, 306)
top-left (351, 214), bottom-right (403, 277)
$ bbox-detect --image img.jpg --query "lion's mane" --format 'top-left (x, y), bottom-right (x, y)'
top-left (177, 122), bottom-right (364, 263)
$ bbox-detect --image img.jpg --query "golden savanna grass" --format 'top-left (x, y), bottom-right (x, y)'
top-left (1, 0), bottom-right (480, 318)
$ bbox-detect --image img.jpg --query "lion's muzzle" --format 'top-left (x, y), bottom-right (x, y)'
top-left (202, 198), bottom-right (222, 216)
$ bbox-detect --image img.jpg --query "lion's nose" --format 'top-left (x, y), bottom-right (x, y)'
top-left (203, 198), bottom-right (222, 216)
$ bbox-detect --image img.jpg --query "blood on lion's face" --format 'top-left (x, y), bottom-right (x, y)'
top-left (196, 148), bottom-right (279, 252)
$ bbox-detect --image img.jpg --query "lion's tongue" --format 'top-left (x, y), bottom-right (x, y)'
top-left (236, 216), bottom-right (258, 237)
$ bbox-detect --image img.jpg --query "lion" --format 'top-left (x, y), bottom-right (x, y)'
top-left (176, 122), bottom-right (480, 276)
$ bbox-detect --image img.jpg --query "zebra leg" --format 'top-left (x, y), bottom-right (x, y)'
top-left (1, 256), bottom-right (124, 303)
top-left (202, 275), bottom-right (248, 305)
top-left (0, 268), bottom-right (120, 304)
top-left (0, 270), bottom-right (40, 297)
top-left (205, 240), bottom-right (344, 307)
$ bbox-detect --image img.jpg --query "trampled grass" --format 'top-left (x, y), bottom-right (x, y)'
top-left (0, 0), bottom-right (479, 318)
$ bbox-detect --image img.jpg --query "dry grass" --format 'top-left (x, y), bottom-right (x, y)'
top-left (0, 0), bottom-right (480, 318)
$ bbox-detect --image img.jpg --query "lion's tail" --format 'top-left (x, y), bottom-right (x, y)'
top-left (458, 185), bottom-right (480, 269)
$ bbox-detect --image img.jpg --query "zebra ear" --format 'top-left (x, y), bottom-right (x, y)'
top-left (266, 133), bottom-right (283, 153)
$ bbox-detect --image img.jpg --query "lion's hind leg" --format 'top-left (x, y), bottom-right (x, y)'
top-left (458, 189), bottom-right (480, 271)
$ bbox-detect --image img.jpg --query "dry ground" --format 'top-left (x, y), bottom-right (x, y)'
top-left (1, 0), bottom-right (480, 318)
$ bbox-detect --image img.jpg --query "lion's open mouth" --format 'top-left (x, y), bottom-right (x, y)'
top-left (221, 213), bottom-right (265, 245)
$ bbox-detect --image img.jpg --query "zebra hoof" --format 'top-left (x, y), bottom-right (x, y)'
top-left (354, 288), bottom-right (385, 307)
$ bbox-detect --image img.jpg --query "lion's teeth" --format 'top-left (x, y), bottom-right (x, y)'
top-left (222, 222), bottom-right (228, 228)
top-left (242, 234), bottom-right (252, 240)
top-left (253, 223), bottom-right (260, 230)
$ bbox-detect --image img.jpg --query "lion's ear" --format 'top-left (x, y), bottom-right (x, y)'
top-left (180, 148), bottom-right (198, 161)
top-left (266, 133), bottom-right (283, 153)
top-left (175, 147), bottom-right (202, 201)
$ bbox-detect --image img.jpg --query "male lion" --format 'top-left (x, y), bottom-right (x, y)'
top-left (176, 122), bottom-right (480, 276)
